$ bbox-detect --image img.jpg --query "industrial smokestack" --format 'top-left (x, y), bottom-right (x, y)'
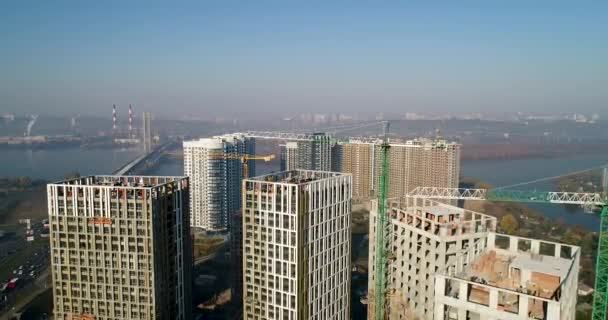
top-left (129, 104), bottom-right (133, 137)
top-left (26, 115), bottom-right (38, 137)
top-left (113, 104), bottom-right (117, 131)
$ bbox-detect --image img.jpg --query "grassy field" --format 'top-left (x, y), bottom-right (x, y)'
top-left (193, 235), bottom-right (226, 259)
top-left (0, 187), bottom-right (47, 225)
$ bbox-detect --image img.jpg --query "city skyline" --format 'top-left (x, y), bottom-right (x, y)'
top-left (1, 2), bottom-right (607, 118)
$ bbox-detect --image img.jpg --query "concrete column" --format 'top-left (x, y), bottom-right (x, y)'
top-left (509, 236), bottom-right (518, 253)
top-left (489, 289), bottom-right (498, 309)
top-left (487, 232), bottom-right (496, 249)
top-left (459, 282), bottom-right (468, 302)
top-left (554, 244), bottom-right (562, 258)
top-left (530, 240), bottom-right (540, 254)
top-left (547, 301), bottom-right (560, 319)
top-left (434, 302), bottom-right (445, 320)
top-left (518, 295), bottom-right (529, 317)
top-left (521, 269), bottom-right (531, 286)
top-left (458, 309), bottom-right (466, 320)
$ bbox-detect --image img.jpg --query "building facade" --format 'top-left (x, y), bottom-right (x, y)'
top-left (368, 197), bottom-right (496, 319)
top-left (183, 134), bottom-right (255, 231)
top-left (368, 196), bottom-right (579, 320)
top-left (242, 170), bottom-right (352, 320)
top-left (434, 233), bottom-right (579, 320)
top-left (332, 141), bottom-right (375, 200)
top-left (142, 112), bottom-right (152, 153)
top-left (375, 139), bottom-right (461, 199)
top-left (333, 138), bottom-right (460, 201)
top-left (294, 133), bottom-right (332, 171)
top-left (230, 211), bottom-right (244, 312)
top-left (47, 175), bottom-right (192, 320)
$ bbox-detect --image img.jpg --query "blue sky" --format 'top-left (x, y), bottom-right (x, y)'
top-left (1, 1), bottom-right (606, 118)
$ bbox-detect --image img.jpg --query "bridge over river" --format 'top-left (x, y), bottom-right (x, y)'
top-left (113, 141), bottom-right (177, 175)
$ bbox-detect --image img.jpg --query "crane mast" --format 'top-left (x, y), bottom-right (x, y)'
top-left (374, 121), bottom-right (390, 320)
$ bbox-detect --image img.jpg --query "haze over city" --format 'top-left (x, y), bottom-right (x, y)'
top-left (1, 2), bottom-right (608, 320)
top-left (1, 1), bottom-right (607, 119)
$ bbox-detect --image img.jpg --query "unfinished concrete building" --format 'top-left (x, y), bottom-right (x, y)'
top-left (47, 175), bottom-right (192, 320)
top-left (434, 233), bottom-right (580, 320)
top-left (368, 197), bottom-right (497, 319)
top-left (368, 196), bottom-right (580, 320)
top-left (242, 170), bottom-right (352, 320)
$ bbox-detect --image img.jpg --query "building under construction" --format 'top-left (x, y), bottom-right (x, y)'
top-left (47, 175), bottom-right (192, 320)
top-left (367, 196), bottom-right (579, 320)
top-left (241, 170), bottom-right (352, 319)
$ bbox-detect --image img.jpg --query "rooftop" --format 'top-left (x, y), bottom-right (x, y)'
top-left (247, 170), bottom-right (346, 184)
top-left (50, 175), bottom-right (188, 189)
top-left (457, 247), bottom-right (575, 300)
top-left (424, 205), bottom-right (460, 217)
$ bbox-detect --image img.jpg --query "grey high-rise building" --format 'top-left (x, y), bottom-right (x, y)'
top-left (292, 133), bottom-right (332, 171)
top-left (47, 175), bottom-right (192, 320)
top-left (242, 170), bottom-right (352, 320)
top-left (142, 112), bottom-right (152, 153)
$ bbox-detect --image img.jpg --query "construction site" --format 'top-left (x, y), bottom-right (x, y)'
top-left (362, 121), bottom-right (608, 320)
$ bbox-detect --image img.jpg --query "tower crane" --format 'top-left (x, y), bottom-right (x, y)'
top-left (373, 121), bottom-right (390, 320)
top-left (207, 153), bottom-right (275, 178)
top-left (407, 185), bottom-right (608, 320)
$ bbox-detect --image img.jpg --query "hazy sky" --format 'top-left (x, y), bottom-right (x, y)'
top-left (1, 1), bottom-right (606, 119)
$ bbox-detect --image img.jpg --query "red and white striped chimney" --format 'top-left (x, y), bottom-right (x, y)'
top-left (129, 104), bottom-right (133, 136)
top-left (112, 104), bottom-right (117, 130)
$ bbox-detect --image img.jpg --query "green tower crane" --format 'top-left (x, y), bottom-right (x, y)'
top-left (374, 121), bottom-right (390, 320)
top-left (408, 186), bottom-right (608, 319)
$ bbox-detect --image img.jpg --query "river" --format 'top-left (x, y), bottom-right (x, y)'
top-left (462, 153), bottom-right (607, 231)
top-left (0, 148), bottom-right (605, 229)
top-left (0, 147), bottom-right (140, 181)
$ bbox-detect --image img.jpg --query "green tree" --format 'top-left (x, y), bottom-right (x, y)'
top-left (16, 176), bottom-right (32, 190)
top-left (64, 171), bottom-right (81, 179)
top-left (499, 214), bottom-right (519, 235)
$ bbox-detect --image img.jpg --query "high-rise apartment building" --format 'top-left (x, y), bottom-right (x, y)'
top-left (333, 138), bottom-right (460, 201)
top-left (279, 143), bottom-right (300, 172)
top-left (368, 197), bottom-right (496, 319)
top-left (47, 175), bottom-right (192, 320)
top-left (183, 134), bottom-right (255, 231)
top-left (285, 142), bottom-right (299, 171)
top-left (231, 211), bottom-right (244, 311)
top-left (375, 139), bottom-right (460, 199)
top-left (368, 197), bottom-right (579, 320)
top-left (332, 141), bottom-right (375, 200)
top-left (142, 112), bottom-right (152, 153)
top-left (242, 170), bottom-right (352, 320)
top-left (295, 133), bottom-right (332, 171)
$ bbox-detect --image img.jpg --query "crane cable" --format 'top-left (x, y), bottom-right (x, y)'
top-left (494, 163), bottom-right (608, 190)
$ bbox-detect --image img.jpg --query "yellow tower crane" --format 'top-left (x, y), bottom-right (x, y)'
top-left (207, 153), bottom-right (275, 178)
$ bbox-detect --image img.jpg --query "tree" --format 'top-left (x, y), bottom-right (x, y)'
top-left (16, 176), bottom-right (32, 190)
top-left (64, 171), bottom-right (81, 180)
top-left (499, 214), bottom-right (519, 235)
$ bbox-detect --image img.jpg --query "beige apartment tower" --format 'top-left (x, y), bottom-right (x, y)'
top-left (47, 175), bottom-right (192, 320)
top-left (333, 138), bottom-right (460, 201)
top-left (242, 170), bottom-right (352, 320)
